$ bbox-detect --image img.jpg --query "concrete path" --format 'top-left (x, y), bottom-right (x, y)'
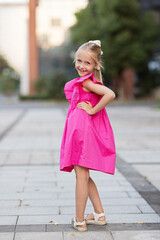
top-left (0, 101), bottom-right (160, 239)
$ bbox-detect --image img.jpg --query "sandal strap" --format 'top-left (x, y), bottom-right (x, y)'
top-left (93, 212), bottom-right (105, 222)
top-left (73, 217), bottom-right (85, 226)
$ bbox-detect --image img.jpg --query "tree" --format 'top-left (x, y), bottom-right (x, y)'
top-left (0, 54), bottom-right (13, 74)
top-left (71, 0), bottom-right (160, 99)
top-left (0, 55), bottom-right (20, 95)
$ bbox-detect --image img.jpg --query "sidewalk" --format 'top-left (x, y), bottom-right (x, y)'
top-left (0, 101), bottom-right (160, 239)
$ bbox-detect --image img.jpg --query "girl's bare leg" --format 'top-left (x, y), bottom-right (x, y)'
top-left (74, 165), bottom-right (90, 228)
top-left (86, 177), bottom-right (105, 221)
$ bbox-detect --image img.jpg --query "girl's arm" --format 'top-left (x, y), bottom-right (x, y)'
top-left (77, 79), bottom-right (115, 115)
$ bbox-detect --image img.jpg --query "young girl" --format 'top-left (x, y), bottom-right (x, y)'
top-left (60, 40), bottom-right (116, 232)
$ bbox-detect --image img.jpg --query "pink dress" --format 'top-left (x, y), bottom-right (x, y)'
top-left (60, 72), bottom-right (116, 174)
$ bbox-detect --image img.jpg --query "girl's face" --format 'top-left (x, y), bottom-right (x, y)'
top-left (75, 50), bottom-right (97, 77)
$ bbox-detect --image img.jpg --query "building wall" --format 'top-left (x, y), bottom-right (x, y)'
top-left (0, 0), bottom-right (88, 73)
top-left (0, 4), bottom-right (28, 73)
top-left (0, 0), bottom-right (88, 94)
top-left (37, 0), bottom-right (87, 48)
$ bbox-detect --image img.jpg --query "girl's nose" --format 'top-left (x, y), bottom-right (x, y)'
top-left (80, 63), bottom-right (85, 69)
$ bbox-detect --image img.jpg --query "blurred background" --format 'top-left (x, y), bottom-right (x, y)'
top-left (0, 0), bottom-right (160, 102)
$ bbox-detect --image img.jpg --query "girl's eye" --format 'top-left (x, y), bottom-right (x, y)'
top-left (77, 59), bottom-right (81, 63)
top-left (86, 62), bottom-right (90, 65)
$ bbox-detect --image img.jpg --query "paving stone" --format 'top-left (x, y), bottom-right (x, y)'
top-left (30, 152), bottom-right (52, 159)
top-left (118, 150), bottom-right (160, 164)
top-left (23, 188), bottom-right (59, 193)
top-left (57, 180), bottom-right (120, 187)
top-left (0, 138), bottom-right (61, 151)
top-left (47, 223), bottom-right (76, 232)
top-left (0, 192), bottom-right (58, 200)
top-left (24, 183), bottom-right (58, 188)
top-left (0, 109), bottom-right (23, 135)
top-left (26, 177), bottom-right (57, 182)
top-left (20, 197), bottom-right (148, 207)
top-left (101, 198), bottom-right (148, 206)
top-left (97, 186), bottom-right (136, 192)
top-left (139, 192), bottom-right (160, 206)
top-left (0, 167), bottom-right (27, 174)
top-left (0, 184), bottom-right (25, 189)
top-left (0, 188), bottom-right (23, 193)
top-left (0, 207), bottom-right (59, 215)
top-left (139, 191), bottom-right (160, 215)
top-left (18, 213), bottom-right (160, 225)
top-left (98, 180), bottom-right (124, 187)
top-left (7, 151), bottom-right (31, 160)
top-left (27, 171), bottom-right (57, 176)
top-left (64, 231), bottom-right (113, 240)
top-left (30, 158), bottom-right (53, 164)
top-left (6, 152), bottom-right (31, 165)
top-left (118, 181), bottom-right (132, 186)
top-left (21, 185), bottom-right (136, 193)
top-left (29, 152), bottom-right (54, 165)
top-left (14, 232), bottom-right (63, 240)
top-left (127, 191), bottom-right (142, 198)
top-left (53, 151), bottom-right (60, 164)
top-left (0, 217), bottom-right (17, 225)
top-left (60, 206), bottom-right (141, 214)
top-left (107, 214), bottom-right (160, 223)
top-left (58, 191), bottom-right (129, 199)
top-left (133, 164), bottom-right (160, 191)
top-left (0, 177), bottom-right (26, 182)
top-left (17, 215), bottom-right (72, 225)
top-left (5, 158), bottom-right (30, 165)
top-left (0, 233), bottom-right (14, 240)
top-left (0, 152), bottom-right (8, 160)
top-left (0, 105), bottom-right (160, 229)
top-left (107, 223), bottom-right (160, 231)
top-left (116, 158), bottom-right (158, 192)
top-left (15, 225), bottom-right (45, 232)
top-left (0, 159), bottom-right (5, 165)
top-left (0, 201), bottom-right (19, 207)
top-left (138, 205), bottom-right (155, 214)
top-left (112, 230), bottom-right (160, 240)
top-left (90, 171), bottom-right (125, 180)
top-left (0, 152), bottom-right (8, 165)
top-left (21, 199), bottom-right (75, 207)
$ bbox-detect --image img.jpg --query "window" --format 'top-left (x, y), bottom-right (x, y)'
top-left (51, 18), bottom-right (61, 27)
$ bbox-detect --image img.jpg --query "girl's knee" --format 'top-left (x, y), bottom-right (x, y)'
top-left (74, 165), bottom-right (90, 180)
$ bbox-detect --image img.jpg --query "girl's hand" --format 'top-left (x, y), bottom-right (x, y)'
top-left (77, 101), bottom-right (94, 115)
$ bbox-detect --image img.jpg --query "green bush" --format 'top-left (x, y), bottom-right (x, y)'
top-left (19, 94), bottom-right (49, 100)
top-left (33, 71), bottom-right (67, 99)
top-left (0, 55), bottom-right (20, 95)
top-left (0, 69), bottom-right (20, 95)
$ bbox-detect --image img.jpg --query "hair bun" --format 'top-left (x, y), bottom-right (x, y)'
top-left (88, 40), bottom-right (101, 47)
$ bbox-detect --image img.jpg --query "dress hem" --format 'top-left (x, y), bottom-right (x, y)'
top-left (60, 162), bottom-right (115, 175)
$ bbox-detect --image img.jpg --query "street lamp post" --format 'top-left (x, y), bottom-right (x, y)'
top-left (29, 0), bottom-right (39, 94)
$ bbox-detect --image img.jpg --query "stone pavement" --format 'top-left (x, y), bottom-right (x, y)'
top-left (0, 100), bottom-right (160, 239)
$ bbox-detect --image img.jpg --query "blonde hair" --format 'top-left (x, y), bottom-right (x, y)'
top-left (75, 40), bottom-right (103, 83)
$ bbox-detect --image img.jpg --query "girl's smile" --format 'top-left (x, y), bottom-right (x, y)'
top-left (75, 50), bottom-right (97, 77)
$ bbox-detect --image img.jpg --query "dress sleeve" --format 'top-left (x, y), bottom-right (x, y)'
top-left (64, 73), bottom-right (103, 104)
top-left (76, 72), bottom-right (103, 86)
top-left (64, 79), bottom-right (76, 103)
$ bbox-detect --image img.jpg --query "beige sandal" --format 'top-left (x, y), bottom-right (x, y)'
top-left (85, 212), bottom-right (107, 225)
top-left (72, 217), bottom-right (87, 232)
